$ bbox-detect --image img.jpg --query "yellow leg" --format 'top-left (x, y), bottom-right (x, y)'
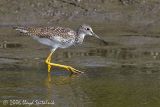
top-left (45, 49), bottom-right (84, 74)
top-left (45, 50), bottom-right (54, 73)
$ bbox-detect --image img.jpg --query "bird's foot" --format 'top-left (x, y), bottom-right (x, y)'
top-left (65, 65), bottom-right (84, 74)
top-left (46, 62), bottom-right (84, 74)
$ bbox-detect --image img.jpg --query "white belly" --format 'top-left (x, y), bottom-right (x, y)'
top-left (32, 36), bottom-right (54, 47)
top-left (38, 38), bottom-right (53, 46)
top-left (32, 36), bottom-right (75, 48)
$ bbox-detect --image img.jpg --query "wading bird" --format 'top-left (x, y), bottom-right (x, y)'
top-left (14, 24), bottom-right (107, 74)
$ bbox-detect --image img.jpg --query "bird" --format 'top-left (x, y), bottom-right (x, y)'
top-left (14, 24), bottom-right (107, 74)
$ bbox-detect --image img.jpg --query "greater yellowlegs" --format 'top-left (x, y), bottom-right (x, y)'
top-left (14, 24), bottom-right (106, 74)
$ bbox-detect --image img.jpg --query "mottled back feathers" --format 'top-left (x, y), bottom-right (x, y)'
top-left (14, 26), bottom-right (76, 40)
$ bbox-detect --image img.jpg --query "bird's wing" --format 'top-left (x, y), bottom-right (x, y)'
top-left (14, 26), bottom-right (76, 42)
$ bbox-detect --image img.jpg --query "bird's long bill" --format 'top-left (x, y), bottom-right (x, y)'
top-left (93, 32), bottom-right (108, 45)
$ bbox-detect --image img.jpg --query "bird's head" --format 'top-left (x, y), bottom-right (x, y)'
top-left (78, 24), bottom-right (96, 36)
top-left (78, 24), bottom-right (108, 44)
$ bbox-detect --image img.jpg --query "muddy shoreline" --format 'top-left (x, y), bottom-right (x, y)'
top-left (0, 0), bottom-right (160, 33)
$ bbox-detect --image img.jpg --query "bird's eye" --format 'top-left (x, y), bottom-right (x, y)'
top-left (86, 28), bottom-right (90, 30)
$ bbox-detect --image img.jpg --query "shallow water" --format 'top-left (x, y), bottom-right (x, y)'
top-left (0, 24), bottom-right (160, 107)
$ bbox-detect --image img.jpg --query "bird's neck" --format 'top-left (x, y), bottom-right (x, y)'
top-left (75, 32), bottom-right (86, 44)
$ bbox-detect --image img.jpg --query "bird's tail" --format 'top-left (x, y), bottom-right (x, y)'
top-left (13, 26), bottom-right (29, 33)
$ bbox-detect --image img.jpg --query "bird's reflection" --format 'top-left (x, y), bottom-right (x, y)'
top-left (46, 72), bottom-right (81, 88)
